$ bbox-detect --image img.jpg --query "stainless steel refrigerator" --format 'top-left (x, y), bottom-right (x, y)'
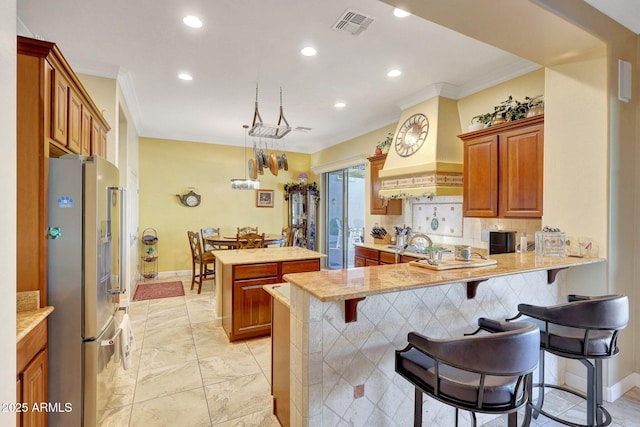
top-left (48, 155), bottom-right (125, 427)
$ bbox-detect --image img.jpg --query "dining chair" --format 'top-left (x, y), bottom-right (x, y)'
top-left (237, 226), bottom-right (258, 236)
top-left (201, 227), bottom-right (221, 251)
top-left (187, 231), bottom-right (216, 293)
top-left (236, 232), bottom-right (265, 249)
top-left (282, 227), bottom-right (299, 247)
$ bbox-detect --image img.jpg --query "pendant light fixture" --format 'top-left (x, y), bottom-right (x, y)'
top-left (230, 125), bottom-right (260, 190)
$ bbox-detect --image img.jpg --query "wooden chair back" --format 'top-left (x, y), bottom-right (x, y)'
top-left (201, 227), bottom-right (221, 251)
top-left (282, 227), bottom-right (299, 247)
top-left (236, 232), bottom-right (265, 249)
top-left (187, 230), bottom-right (215, 293)
top-left (237, 226), bottom-right (258, 236)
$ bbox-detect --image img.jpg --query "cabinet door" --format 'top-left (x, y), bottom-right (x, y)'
top-left (81, 107), bottom-right (92, 155)
top-left (368, 155), bottom-right (402, 215)
top-left (233, 277), bottom-right (277, 337)
top-left (354, 256), bottom-right (366, 267)
top-left (68, 89), bottom-right (82, 153)
top-left (51, 69), bottom-right (69, 146)
top-left (499, 124), bottom-right (543, 217)
top-left (463, 135), bottom-right (498, 217)
top-left (92, 121), bottom-right (107, 158)
top-left (22, 348), bottom-right (47, 427)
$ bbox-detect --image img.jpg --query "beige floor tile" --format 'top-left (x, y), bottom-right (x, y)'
top-left (139, 340), bottom-right (198, 370)
top-left (98, 404), bottom-right (132, 427)
top-left (246, 337), bottom-right (271, 373)
top-left (142, 324), bottom-right (193, 348)
top-left (145, 313), bottom-right (191, 332)
top-left (205, 374), bottom-right (273, 424)
top-left (199, 347), bottom-right (263, 386)
top-left (134, 360), bottom-right (203, 403)
top-left (129, 388), bottom-right (212, 427)
top-left (192, 322), bottom-right (247, 359)
top-left (98, 371), bottom-right (137, 410)
top-left (211, 409), bottom-right (280, 427)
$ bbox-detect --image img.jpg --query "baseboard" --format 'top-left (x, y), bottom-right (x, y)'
top-left (157, 270), bottom-right (191, 278)
top-left (565, 370), bottom-right (640, 402)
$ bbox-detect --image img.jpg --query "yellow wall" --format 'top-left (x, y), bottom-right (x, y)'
top-left (456, 68), bottom-right (545, 130)
top-left (139, 137), bottom-right (311, 272)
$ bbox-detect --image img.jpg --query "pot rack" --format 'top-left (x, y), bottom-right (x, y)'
top-left (249, 85), bottom-right (292, 139)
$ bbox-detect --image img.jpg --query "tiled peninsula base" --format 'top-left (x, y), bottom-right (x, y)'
top-left (289, 271), bottom-right (564, 426)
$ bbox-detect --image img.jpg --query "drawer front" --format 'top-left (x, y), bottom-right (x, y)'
top-left (379, 251), bottom-right (397, 264)
top-left (234, 263), bottom-right (278, 280)
top-left (401, 255), bottom-right (420, 263)
top-left (281, 259), bottom-right (320, 275)
top-left (354, 246), bottom-right (379, 261)
top-left (364, 258), bottom-right (379, 266)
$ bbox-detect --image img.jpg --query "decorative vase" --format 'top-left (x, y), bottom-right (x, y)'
top-left (375, 147), bottom-right (383, 156)
top-left (492, 117), bottom-right (507, 126)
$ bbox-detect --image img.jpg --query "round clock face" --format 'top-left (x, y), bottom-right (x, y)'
top-left (185, 195), bottom-right (199, 207)
top-left (395, 113), bottom-right (429, 157)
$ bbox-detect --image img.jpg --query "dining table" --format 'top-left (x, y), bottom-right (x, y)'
top-left (204, 233), bottom-right (286, 249)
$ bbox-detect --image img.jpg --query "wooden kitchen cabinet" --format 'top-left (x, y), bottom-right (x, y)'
top-left (223, 258), bottom-right (321, 341)
top-left (460, 115), bottom-right (543, 218)
top-left (355, 246), bottom-right (380, 266)
top-left (17, 36), bottom-right (111, 302)
top-left (367, 154), bottom-right (402, 215)
top-left (17, 319), bottom-right (48, 427)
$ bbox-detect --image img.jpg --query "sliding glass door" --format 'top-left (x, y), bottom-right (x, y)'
top-left (325, 164), bottom-right (365, 269)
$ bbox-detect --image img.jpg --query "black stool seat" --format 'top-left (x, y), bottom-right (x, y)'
top-left (510, 294), bottom-right (629, 427)
top-left (396, 318), bottom-right (539, 427)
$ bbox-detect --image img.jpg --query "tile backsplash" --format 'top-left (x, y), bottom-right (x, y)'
top-left (372, 196), bottom-right (541, 250)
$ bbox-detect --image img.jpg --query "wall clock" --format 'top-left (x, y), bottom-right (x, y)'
top-left (176, 189), bottom-right (201, 207)
top-left (394, 113), bottom-right (429, 157)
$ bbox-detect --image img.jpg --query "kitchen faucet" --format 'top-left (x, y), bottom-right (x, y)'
top-left (395, 233), bottom-right (434, 263)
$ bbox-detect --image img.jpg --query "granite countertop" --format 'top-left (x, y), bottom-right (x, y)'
top-left (214, 246), bottom-right (326, 265)
top-left (263, 284), bottom-right (290, 308)
top-left (17, 291), bottom-right (54, 343)
top-left (283, 251), bottom-right (603, 302)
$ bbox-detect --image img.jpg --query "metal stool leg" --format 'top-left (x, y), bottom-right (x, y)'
top-left (414, 388), bottom-right (422, 427)
top-left (532, 348), bottom-right (545, 419)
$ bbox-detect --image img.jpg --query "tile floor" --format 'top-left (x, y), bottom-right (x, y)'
top-left (100, 275), bottom-right (640, 426)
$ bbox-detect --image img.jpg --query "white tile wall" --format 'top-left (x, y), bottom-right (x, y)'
top-left (290, 271), bottom-right (565, 426)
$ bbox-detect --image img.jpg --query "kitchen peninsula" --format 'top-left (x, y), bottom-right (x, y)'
top-left (213, 247), bottom-right (325, 341)
top-left (281, 252), bottom-right (603, 426)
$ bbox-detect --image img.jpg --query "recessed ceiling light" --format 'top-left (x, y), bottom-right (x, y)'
top-left (178, 73), bottom-right (193, 81)
top-left (301, 46), bottom-right (317, 57)
top-left (183, 15), bottom-right (202, 28)
top-left (334, 102), bottom-right (346, 108)
top-left (393, 8), bottom-right (411, 18)
top-left (387, 69), bottom-right (402, 78)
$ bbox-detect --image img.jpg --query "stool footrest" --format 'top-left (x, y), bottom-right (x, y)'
top-left (529, 384), bottom-right (612, 427)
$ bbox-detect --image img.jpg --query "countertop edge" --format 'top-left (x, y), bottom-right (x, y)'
top-left (17, 306), bottom-right (55, 343)
top-left (284, 253), bottom-right (604, 302)
top-left (263, 284), bottom-right (291, 308)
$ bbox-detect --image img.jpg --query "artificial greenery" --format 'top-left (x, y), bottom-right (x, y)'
top-left (376, 132), bottom-right (393, 152)
top-left (472, 94), bottom-right (543, 127)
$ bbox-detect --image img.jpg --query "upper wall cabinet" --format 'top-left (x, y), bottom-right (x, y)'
top-left (459, 115), bottom-right (543, 218)
top-left (367, 154), bottom-right (402, 215)
top-left (16, 36), bottom-right (111, 302)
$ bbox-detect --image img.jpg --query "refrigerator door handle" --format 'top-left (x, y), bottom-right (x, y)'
top-left (107, 186), bottom-right (127, 295)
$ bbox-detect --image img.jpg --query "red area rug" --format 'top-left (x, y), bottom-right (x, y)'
top-left (133, 281), bottom-right (185, 301)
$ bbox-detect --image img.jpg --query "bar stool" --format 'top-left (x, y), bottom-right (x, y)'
top-left (395, 318), bottom-right (539, 427)
top-left (509, 294), bottom-right (629, 427)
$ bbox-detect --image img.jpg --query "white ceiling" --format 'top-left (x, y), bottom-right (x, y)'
top-left (16, 1), bottom-right (635, 154)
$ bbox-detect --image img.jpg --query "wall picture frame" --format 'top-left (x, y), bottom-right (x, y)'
top-left (256, 189), bottom-right (274, 208)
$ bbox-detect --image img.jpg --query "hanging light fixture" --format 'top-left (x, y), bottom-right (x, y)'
top-left (230, 125), bottom-right (260, 190)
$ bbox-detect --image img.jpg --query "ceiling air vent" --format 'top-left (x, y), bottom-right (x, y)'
top-left (332, 9), bottom-right (374, 36)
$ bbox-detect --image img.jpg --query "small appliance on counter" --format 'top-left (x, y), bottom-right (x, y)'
top-left (489, 230), bottom-right (517, 254)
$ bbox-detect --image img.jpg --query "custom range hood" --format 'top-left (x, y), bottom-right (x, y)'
top-left (378, 96), bottom-right (463, 199)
